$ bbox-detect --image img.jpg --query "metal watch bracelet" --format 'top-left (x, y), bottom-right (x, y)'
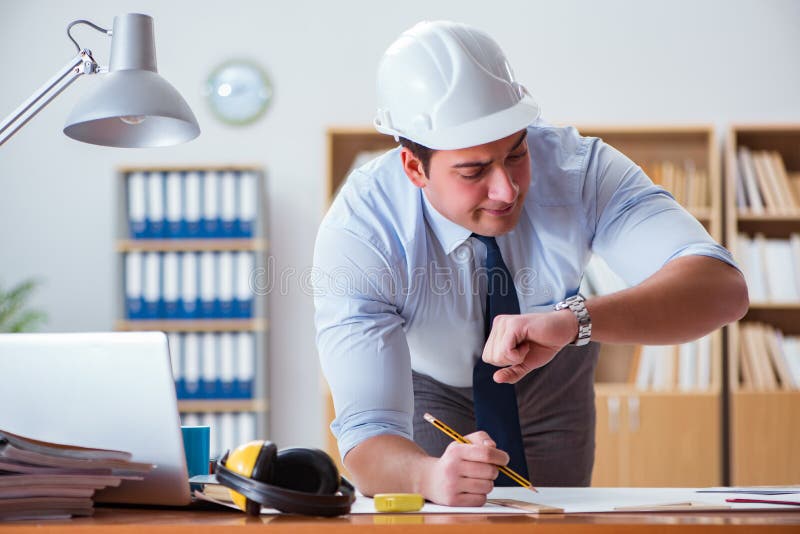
top-left (553, 293), bottom-right (592, 346)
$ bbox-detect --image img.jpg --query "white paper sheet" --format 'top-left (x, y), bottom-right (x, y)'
top-left (194, 485), bottom-right (800, 515)
top-left (354, 487), bottom-right (800, 514)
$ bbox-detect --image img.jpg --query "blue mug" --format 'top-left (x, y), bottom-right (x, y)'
top-left (181, 425), bottom-right (210, 478)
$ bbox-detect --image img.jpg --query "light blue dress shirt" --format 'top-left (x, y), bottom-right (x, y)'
top-left (313, 123), bottom-right (737, 460)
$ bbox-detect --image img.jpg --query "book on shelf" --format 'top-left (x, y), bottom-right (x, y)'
top-left (737, 323), bottom-right (800, 391)
top-left (645, 159), bottom-right (709, 210)
top-left (631, 336), bottom-right (713, 392)
top-left (735, 233), bottom-right (800, 303)
top-left (0, 429), bottom-right (152, 521)
top-left (735, 148), bottom-right (800, 215)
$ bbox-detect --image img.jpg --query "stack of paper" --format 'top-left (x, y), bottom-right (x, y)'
top-left (0, 429), bottom-right (152, 521)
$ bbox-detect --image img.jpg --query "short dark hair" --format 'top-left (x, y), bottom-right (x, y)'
top-left (399, 137), bottom-right (435, 177)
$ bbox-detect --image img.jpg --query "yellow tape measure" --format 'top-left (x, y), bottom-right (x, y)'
top-left (373, 493), bottom-right (424, 512)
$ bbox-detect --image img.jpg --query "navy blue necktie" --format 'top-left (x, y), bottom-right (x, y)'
top-left (471, 234), bottom-right (529, 485)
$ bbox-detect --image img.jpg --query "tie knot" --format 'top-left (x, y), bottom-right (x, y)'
top-left (471, 233), bottom-right (499, 253)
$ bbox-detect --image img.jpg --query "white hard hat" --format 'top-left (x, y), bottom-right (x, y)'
top-left (374, 20), bottom-right (540, 150)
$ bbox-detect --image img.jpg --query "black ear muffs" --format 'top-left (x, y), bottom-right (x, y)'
top-left (214, 440), bottom-right (354, 517)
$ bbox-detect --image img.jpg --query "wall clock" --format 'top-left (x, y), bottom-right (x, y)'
top-left (206, 60), bottom-right (273, 125)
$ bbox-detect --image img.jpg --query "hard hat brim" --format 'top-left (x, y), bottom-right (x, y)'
top-left (376, 97), bottom-right (541, 151)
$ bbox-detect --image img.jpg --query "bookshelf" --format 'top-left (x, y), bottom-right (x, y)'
top-left (115, 165), bottom-right (270, 461)
top-left (724, 125), bottom-right (800, 485)
top-left (323, 125), bottom-right (725, 486)
top-left (577, 125), bottom-right (723, 486)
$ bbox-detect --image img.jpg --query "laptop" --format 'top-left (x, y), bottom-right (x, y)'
top-left (0, 332), bottom-right (191, 506)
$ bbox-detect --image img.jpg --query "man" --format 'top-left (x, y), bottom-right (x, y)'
top-left (313, 21), bottom-right (748, 506)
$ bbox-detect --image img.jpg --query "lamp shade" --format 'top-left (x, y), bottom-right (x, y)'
top-left (63, 13), bottom-right (199, 147)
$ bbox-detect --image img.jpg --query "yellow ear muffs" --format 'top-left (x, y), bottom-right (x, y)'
top-left (215, 441), bottom-right (355, 516)
top-left (222, 440), bottom-right (277, 513)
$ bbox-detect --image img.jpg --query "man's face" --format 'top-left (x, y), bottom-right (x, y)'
top-left (403, 130), bottom-right (531, 237)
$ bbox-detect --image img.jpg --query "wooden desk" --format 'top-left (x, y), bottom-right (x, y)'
top-left (2, 507), bottom-right (799, 533)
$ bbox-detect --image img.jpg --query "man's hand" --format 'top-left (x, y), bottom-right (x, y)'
top-left (418, 431), bottom-right (509, 507)
top-left (482, 310), bottom-right (578, 384)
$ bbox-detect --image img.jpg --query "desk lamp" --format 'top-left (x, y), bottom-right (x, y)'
top-left (0, 13), bottom-right (200, 147)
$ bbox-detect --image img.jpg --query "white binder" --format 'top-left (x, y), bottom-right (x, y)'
top-left (220, 171), bottom-right (237, 237)
top-left (182, 413), bottom-right (202, 427)
top-left (143, 251), bottom-right (162, 318)
top-left (218, 251), bottom-right (235, 317)
top-left (162, 252), bottom-right (180, 318)
top-left (166, 332), bottom-right (183, 388)
top-left (180, 252), bottom-right (199, 318)
top-left (201, 332), bottom-right (218, 399)
top-left (219, 412), bottom-right (237, 457)
top-left (236, 332), bottom-right (255, 398)
top-left (184, 171), bottom-right (202, 238)
top-left (147, 172), bottom-right (165, 237)
top-left (124, 251), bottom-right (144, 319)
top-left (183, 332), bottom-right (201, 398)
top-left (165, 171), bottom-right (183, 238)
top-left (235, 251), bottom-right (255, 317)
top-left (237, 412), bottom-right (257, 444)
top-left (219, 332), bottom-right (236, 398)
top-left (202, 171), bottom-right (220, 238)
top-left (127, 172), bottom-right (147, 238)
top-left (238, 171), bottom-right (258, 237)
top-left (199, 251), bottom-right (218, 317)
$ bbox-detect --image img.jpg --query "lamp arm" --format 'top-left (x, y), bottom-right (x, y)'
top-left (0, 49), bottom-right (99, 147)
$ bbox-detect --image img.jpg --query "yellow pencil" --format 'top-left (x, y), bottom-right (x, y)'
top-left (423, 412), bottom-right (537, 492)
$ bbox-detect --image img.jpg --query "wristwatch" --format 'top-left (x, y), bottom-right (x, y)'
top-left (553, 293), bottom-right (592, 346)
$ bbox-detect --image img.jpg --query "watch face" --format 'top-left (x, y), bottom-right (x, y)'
top-left (205, 61), bottom-right (273, 125)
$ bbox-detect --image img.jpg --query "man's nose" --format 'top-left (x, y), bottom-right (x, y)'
top-left (487, 167), bottom-right (518, 203)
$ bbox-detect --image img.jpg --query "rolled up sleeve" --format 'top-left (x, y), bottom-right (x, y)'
top-left (587, 141), bottom-right (738, 285)
top-left (313, 225), bottom-right (414, 461)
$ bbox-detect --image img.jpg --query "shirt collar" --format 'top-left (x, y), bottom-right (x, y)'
top-left (420, 190), bottom-right (473, 255)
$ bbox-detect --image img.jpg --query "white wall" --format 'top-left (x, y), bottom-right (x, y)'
top-left (1, 0), bottom-right (799, 450)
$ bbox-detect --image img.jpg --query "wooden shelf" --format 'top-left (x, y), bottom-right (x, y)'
top-left (115, 319), bottom-right (267, 332)
top-left (724, 124), bottom-right (800, 486)
top-left (116, 239), bottom-right (267, 252)
top-left (178, 399), bottom-right (268, 413)
top-left (746, 302), bottom-right (800, 310)
top-left (594, 383), bottom-right (720, 397)
top-left (118, 164), bottom-right (264, 173)
top-left (736, 213), bottom-right (800, 238)
top-left (738, 213), bottom-right (800, 221)
top-left (741, 308), bottom-right (800, 335)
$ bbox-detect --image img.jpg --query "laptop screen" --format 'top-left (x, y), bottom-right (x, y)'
top-left (0, 332), bottom-right (191, 505)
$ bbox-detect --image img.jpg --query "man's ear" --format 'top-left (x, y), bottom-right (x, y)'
top-left (400, 147), bottom-right (427, 188)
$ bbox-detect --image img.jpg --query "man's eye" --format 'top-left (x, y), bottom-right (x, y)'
top-left (508, 150), bottom-right (528, 161)
top-left (460, 169), bottom-right (484, 179)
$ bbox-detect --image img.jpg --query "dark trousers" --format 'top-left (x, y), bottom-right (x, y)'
top-left (411, 342), bottom-right (599, 486)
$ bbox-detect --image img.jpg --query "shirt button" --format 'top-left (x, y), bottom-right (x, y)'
top-left (453, 243), bottom-right (472, 262)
